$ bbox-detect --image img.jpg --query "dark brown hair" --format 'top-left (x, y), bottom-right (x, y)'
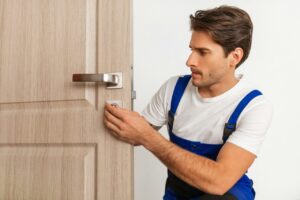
top-left (190, 5), bottom-right (253, 68)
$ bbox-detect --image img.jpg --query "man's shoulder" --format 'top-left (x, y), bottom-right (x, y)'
top-left (162, 74), bottom-right (191, 92)
top-left (242, 91), bottom-right (273, 114)
top-left (166, 74), bottom-right (189, 83)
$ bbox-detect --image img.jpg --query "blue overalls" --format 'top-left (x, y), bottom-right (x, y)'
top-left (163, 75), bottom-right (262, 200)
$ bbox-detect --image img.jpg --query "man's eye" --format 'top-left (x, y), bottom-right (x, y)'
top-left (198, 51), bottom-right (207, 56)
top-left (189, 48), bottom-right (207, 56)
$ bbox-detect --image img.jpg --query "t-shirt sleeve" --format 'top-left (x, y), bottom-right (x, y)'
top-left (141, 76), bottom-right (178, 127)
top-left (227, 96), bottom-right (273, 156)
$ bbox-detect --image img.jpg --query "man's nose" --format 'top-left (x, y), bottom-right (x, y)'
top-left (186, 51), bottom-right (197, 68)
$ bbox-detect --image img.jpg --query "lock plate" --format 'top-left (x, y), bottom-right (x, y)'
top-left (106, 72), bottom-right (123, 89)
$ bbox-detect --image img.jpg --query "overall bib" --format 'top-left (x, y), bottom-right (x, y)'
top-left (163, 75), bottom-right (262, 200)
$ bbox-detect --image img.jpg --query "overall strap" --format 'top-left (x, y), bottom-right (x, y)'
top-left (168, 75), bottom-right (191, 132)
top-left (223, 89), bottom-right (263, 142)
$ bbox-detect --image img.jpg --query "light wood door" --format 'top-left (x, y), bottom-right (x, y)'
top-left (0, 0), bottom-right (133, 199)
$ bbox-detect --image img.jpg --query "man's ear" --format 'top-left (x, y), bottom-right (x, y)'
top-left (229, 47), bottom-right (244, 68)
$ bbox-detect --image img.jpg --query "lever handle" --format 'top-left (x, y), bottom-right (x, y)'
top-left (72, 72), bottom-right (122, 88)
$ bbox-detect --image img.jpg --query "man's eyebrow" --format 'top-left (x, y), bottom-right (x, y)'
top-left (189, 45), bottom-right (211, 52)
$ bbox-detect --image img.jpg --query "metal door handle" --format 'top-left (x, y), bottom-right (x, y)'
top-left (72, 72), bottom-right (123, 88)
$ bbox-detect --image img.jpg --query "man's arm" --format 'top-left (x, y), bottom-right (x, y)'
top-left (143, 132), bottom-right (256, 195)
top-left (104, 103), bottom-right (256, 195)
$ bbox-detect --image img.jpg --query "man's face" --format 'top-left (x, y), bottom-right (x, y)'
top-left (186, 31), bottom-right (233, 88)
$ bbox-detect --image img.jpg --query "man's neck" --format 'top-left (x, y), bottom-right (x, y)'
top-left (198, 76), bottom-right (239, 98)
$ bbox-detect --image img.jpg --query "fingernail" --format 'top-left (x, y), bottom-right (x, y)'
top-left (111, 103), bottom-right (118, 108)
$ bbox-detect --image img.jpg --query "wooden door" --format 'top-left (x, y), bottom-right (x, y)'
top-left (0, 0), bottom-right (133, 199)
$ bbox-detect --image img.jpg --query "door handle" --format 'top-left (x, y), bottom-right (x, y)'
top-left (72, 72), bottom-right (123, 88)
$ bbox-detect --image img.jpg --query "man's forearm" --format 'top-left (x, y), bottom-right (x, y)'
top-left (143, 130), bottom-right (227, 195)
top-left (104, 101), bottom-right (255, 195)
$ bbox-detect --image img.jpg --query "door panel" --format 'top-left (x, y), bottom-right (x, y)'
top-left (0, 0), bottom-right (133, 199)
top-left (0, 145), bottom-right (95, 200)
top-left (0, 0), bottom-right (87, 103)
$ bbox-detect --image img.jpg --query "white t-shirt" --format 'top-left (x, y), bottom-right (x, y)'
top-left (142, 74), bottom-right (273, 156)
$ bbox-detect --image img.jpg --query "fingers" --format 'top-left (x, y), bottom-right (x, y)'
top-left (104, 114), bottom-right (119, 131)
top-left (104, 103), bottom-right (141, 146)
top-left (105, 103), bottom-right (127, 119)
top-left (104, 110), bottom-right (123, 130)
top-left (105, 103), bottom-right (138, 119)
top-left (104, 118), bottom-right (137, 145)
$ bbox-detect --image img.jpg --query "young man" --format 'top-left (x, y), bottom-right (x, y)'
top-left (104, 5), bottom-right (273, 200)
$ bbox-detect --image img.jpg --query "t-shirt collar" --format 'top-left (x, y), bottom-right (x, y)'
top-left (194, 74), bottom-right (244, 103)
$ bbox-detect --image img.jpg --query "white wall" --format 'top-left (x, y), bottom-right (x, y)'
top-left (133, 1), bottom-right (300, 199)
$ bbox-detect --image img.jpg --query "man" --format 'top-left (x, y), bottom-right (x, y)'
top-left (104, 5), bottom-right (272, 200)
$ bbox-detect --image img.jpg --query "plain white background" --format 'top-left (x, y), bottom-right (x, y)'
top-left (133, 0), bottom-right (300, 199)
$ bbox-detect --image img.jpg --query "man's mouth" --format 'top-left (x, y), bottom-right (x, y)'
top-left (191, 70), bottom-right (202, 76)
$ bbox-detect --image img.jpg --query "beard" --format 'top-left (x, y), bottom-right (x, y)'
top-left (191, 72), bottom-right (219, 88)
top-left (191, 72), bottom-right (206, 86)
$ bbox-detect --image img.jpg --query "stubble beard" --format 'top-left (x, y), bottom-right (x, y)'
top-left (191, 74), bottom-right (216, 88)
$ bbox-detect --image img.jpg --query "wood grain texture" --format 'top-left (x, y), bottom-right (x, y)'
top-left (0, 145), bottom-right (95, 200)
top-left (97, 0), bottom-right (133, 199)
top-left (0, 0), bottom-right (86, 103)
top-left (0, 0), bottom-right (133, 199)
